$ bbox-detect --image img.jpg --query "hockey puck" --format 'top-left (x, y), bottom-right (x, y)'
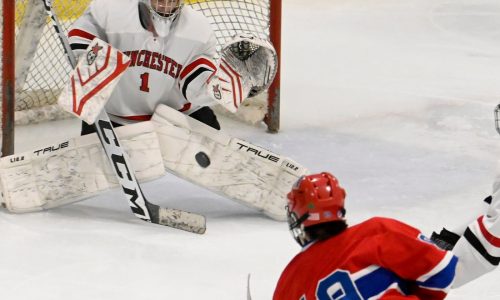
top-left (195, 151), bottom-right (211, 168)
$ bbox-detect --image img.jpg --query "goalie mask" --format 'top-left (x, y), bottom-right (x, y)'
top-left (286, 172), bottom-right (346, 247)
top-left (142, 0), bottom-right (183, 37)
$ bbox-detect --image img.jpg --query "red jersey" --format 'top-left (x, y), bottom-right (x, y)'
top-left (273, 217), bottom-right (457, 300)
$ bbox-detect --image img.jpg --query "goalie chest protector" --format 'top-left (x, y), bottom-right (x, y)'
top-left (69, 0), bottom-right (218, 123)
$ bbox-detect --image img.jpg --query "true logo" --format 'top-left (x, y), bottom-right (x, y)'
top-left (235, 142), bottom-right (280, 164)
top-left (33, 141), bottom-right (69, 156)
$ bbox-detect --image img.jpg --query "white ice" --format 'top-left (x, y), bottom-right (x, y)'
top-left (2, 0), bottom-right (500, 299)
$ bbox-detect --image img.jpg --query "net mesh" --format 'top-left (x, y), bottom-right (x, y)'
top-left (1, 0), bottom-right (272, 124)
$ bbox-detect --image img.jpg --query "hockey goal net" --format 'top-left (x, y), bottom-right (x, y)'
top-left (1, 0), bottom-right (281, 155)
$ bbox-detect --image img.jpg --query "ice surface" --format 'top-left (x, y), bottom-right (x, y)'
top-left (2, 0), bottom-right (500, 299)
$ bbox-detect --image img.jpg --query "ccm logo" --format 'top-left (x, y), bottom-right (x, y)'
top-left (97, 120), bottom-right (148, 219)
top-left (235, 142), bottom-right (280, 163)
top-left (33, 141), bottom-right (69, 156)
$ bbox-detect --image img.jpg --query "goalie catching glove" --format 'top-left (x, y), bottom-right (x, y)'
top-left (202, 34), bottom-right (278, 113)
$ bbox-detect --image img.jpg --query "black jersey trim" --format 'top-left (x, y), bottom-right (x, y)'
top-left (70, 43), bottom-right (89, 50)
top-left (181, 67), bottom-right (212, 99)
top-left (464, 227), bottom-right (500, 266)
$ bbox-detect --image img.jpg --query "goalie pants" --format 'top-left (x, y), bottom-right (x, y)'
top-left (80, 106), bottom-right (220, 135)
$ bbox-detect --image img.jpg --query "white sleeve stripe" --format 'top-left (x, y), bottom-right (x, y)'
top-left (416, 251), bottom-right (454, 282)
top-left (351, 265), bottom-right (379, 280)
top-left (69, 36), bottom-right (93, 44)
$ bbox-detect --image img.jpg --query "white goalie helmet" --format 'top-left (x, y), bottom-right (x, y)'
top-left (142, 0), bottom-right (184, 37)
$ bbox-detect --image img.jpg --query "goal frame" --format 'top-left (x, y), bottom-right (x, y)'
top-left (1, 0), bottom-right (282, 156)
top-left (265, 0), bottom-right (281, 133)
top-left (2, 0), bottom-right (15, 156)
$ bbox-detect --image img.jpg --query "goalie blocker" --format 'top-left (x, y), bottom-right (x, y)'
top-left (0, 105), bottom-right (306, 221)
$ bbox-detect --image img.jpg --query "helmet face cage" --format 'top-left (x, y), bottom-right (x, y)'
top-left (148, 0), bottom-right (183, 19)
top-left (286, 205), bottom-right (310, 247)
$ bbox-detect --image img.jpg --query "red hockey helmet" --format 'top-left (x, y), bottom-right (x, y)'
top-left (286, 172), bottom-right (346, 245)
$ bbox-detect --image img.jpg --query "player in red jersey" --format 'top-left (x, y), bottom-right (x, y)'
top-left (273, 172), bottom-right (500, 300)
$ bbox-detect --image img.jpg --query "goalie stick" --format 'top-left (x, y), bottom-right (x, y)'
top-left (41, 0), bottom-right (206, 234)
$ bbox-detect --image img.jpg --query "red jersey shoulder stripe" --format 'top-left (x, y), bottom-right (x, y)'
top-left (68, 29), bottom-right (96, 41)
top-left (180, 57), bottom-right (217, 80)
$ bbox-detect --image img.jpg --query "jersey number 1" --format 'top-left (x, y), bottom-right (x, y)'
top-left (140, 72), bottom-right (150, 92)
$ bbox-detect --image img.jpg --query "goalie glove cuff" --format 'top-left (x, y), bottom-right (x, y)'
top-left (206, 59), bottom-right (253, 113)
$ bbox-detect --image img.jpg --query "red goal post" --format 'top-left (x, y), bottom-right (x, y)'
top-left (0, 0), bottom-right (282, 156)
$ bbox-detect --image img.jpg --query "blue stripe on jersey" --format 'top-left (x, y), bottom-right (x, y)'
top-left (354, 267), bottom-right (408, 298)
top-left (417, 255), bottom-right (458, 289)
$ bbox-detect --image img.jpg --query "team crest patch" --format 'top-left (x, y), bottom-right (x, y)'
top-left (87, 44), bottom-right (103, 65)
top-left (212, 84), bottom-right (222, 100)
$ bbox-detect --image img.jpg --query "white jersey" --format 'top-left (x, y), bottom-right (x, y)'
top-left (69, 0), bottom-right (217, 124)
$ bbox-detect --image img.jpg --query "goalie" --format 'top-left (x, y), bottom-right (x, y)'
top-left (0, 0), bottom-right (299, 223)
top-left (68, 0), bottom-right (277, 134)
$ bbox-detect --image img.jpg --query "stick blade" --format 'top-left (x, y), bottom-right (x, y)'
top-left (155, 207), bottom-right (206, 234)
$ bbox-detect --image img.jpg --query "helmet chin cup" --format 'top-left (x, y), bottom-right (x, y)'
top-left (151, 14), bottom-right (173, 37)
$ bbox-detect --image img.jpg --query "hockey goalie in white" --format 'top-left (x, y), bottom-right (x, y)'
top-left (0, 102), bottom-right (306, 221)
top-left (0, 0), bottom-right (301, 222)
top-left (68, 0), bottom-right (277, 134)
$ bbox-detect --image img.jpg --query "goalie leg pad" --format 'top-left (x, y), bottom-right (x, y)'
top-left (151, 104), bottom-right (307, 220)
top-left (0, 122), bottom-right (165, 213)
